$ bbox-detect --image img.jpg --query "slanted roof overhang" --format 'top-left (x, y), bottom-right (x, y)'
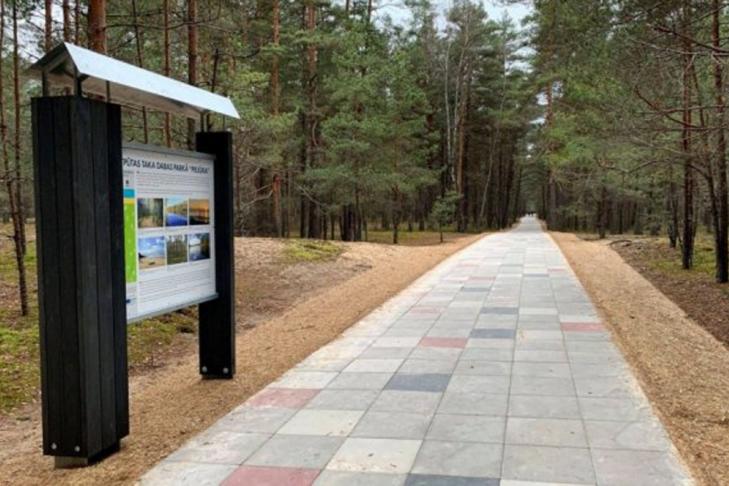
top-left (30, 42), bottom-right (239, 120)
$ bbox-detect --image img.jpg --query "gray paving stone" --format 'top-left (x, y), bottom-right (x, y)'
top-left (591, 449), bottom-right (691, 485)
top-left (499, 480), bottom-right (593, 486)
top-left (584, 420), bottom-right (671, 451)
top-left (412, 440), bottom-right (502, 478)
top-left (466, 338), bottom-right (515, 349)
top-left (568, 350), bottom-right (622, 363)
top-left (508, 395), bottom-right (581, 419)
top-left (426, 328), bottom-right (471, 338)
top-left (470, 328), bottom-right (516, 339)
top-left (475, 319), bottom-right (518, 329)
top-left (409, 347), bottom-right (463, 361)
top-left (400, 359), bottom-right (457, 374)
top-left (314, 471), bottom-right (407, 486)
top-left (352, 411), bottom-right (432, 439)
top-left (371, 390), bottom-right (442, 415)
top-left (579, 397), bottom-right (652, 421)
top-left (306, 390), bottom-right (379, 410)
top-left (570, 363), bottom-right (628, 378)
top-left (510, 375), bottom-right (575, 396)
top-left (344, 358), bottom-right (404, 373)
top-left (426, 414), bottom-right (505, 443)
top-left (166, 430), bottom-right (270, 465)
top-left (278, 409), bottom-right (364, 436)
top-left (139, 461), bottom-right (236, 486)
top-left (327, 372), bottom-right (394, 390)
top-left (516, 320), bottom-right (562, 330)
top-left (460, 348), bottom-right (514, 362)
top-left (511, 362), bottom-right (570, 378)
top-left (218, 406), bottom-right (296, 433)
top-left (505, 417), bottom-right (587, 447)
top-left (404, 474), bottom-right (498, 485)
top-left (481, 307), bottom-right (519, 315)
top-left (514, 350), bottom-right (567, 363)
top-left (502, 445), bottom-right (595, 484)
top-left (453, 360), bottom-right (511, 376)
top-left (518, 330), bottom-right (563, 340)
top-left (438, 392), bottom-right (508, 416)
top-left (574, 375), bottom-right (637, 398)
top-left (327, 438), bottom-right (422, 474)
top-left (386, 373), bottom-right (451, 392)
top-left (272, 371), bottom-right (339, 389)
top-left (563, 331), bottom-right (611, 341)
top-left (246, 434), bottom-right (344, 468)
top-left (447, 374), bottom-right (510, 394)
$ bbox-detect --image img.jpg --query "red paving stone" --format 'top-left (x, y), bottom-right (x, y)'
top-left (561, 322), bottom-right (605, 332)
top-left (222, 466), bottom-right (320, 486)
top-left (419, 337), bottom-right (468, 348)
top-left (247, 388), bottom-right (319, 408)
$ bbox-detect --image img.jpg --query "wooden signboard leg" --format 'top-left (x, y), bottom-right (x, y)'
top-left (32, 96), bottom-right (129, 467)
top-left (195, 131), bottom-right (236, 379)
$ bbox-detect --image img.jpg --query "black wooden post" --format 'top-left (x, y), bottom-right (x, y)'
top-left (32, 96), bottom-right (129, 467)
top-left (195, 131), bottom-right (236, 378)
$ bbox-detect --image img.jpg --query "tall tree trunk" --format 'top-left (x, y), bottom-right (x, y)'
top-left (63, 0), bottom-right (71, 41)
top-left (1, 0), bottom-right (27, 315)
top-left (681, 0), bottom-right (694, 269)
top-left (271, 0), bottom-right (281, 117)
top-left (163, 0), bottom-right (172, 147)
top-left (12, 1), bottom-right (24, 256)
top-left (45, 0), bottom-right (53, 51)
top-left (304, 0), bottom-right (320, 238)
top-left (713, 0), bottom-right (728, 282)
top-left (187, 0), bottom-right (198, 149)
top-left (74, 0), bottom-right (80, 44)
top-left (392, 191), bottom-right (400, 244)
top-left (88, 0), bottom-right (107, 53)
top-left (271, 0), bottom-right (282, 236)
top-left (131, 0), bottom-right (149, 143)
top-left (455, 66), bottom-right (470, 232)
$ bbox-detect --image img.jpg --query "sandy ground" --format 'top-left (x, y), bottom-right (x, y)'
top-left (0, 233), bottom-right (481, 486)
top-left (552, 232), bottom-right (729, 486)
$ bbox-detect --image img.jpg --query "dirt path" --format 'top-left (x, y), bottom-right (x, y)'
top-left (0, 234), bottom-right (481, 486)
top-left (551, 232), bottom-right (729, 486)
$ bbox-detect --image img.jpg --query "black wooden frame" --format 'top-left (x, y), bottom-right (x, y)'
top-left (196, 131), bottom-right (236, 379)
top-left (32, 97), bottom-right (236, 466)
top-left (33, 96), bottom-right (128, 465)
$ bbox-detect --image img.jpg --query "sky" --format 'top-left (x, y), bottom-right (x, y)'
top-left (379, 0), bottom-right (533, 29)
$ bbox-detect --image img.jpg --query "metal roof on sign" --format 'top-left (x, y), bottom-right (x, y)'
top-left (30, 42), bottom-right (240, 120)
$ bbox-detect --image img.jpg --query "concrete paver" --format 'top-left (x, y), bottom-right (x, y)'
top-left (140, 217), bottom-right (693, 486)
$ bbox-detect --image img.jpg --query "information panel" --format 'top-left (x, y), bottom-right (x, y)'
top-left (122, 144), bottom-right (217, 322)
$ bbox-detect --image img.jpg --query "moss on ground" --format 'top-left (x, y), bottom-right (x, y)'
top-left (0, 312), bottom-right (40, 413)
top-left (647, 235), bottom-right (717, 278)
top-left (282, 240), bottom-right (343, 263)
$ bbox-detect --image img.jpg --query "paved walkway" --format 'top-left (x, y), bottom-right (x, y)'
top-left (140, 217), bottom-right (692, 486)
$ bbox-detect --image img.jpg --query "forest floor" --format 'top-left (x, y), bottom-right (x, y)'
top-left (0, 227), bottom-right (481, 485)
top-left (552, 232), bottom-right (729, 486)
